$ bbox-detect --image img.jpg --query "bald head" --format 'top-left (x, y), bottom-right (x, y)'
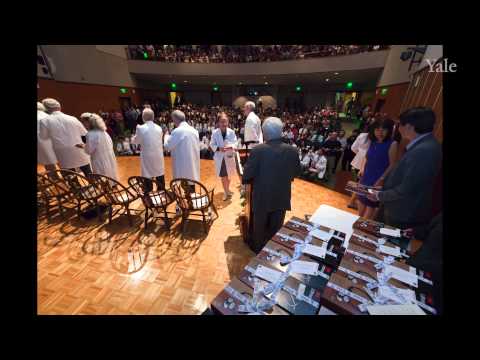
top-left (42, 98), bottom-right (61, 113)
top-left (142, 108), bottom-right (155, 122)
top-left (262, 117), bottom-right (283, 141)
top-left (171, 110), bottom-right (186, 126)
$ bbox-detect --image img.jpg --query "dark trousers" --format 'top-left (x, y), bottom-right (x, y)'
top-left (341, 153), bottom-right (353, 171)
top-left (249, 209), bottom-right (286, 254)
top-left (145, 175), bottom-right (165, 192)
top-left (69, 164), bottom-right (92, 177)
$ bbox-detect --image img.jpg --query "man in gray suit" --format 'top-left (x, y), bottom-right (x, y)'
top-left (368, 107), bottom-right (442, 229)
top-left (242, 117), bottom-right (301, 253)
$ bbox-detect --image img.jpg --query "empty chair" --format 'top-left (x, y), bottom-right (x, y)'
top-left (169, 178), bottom-right (218, 235)
top-left (56, 169), bottom-right (106, 221)
top-left (128, 176), bottom-right (176, 230)
top-left (37, 172), bottom-right (75, 221)
top-left (89, 173), bottom-right (141, 226)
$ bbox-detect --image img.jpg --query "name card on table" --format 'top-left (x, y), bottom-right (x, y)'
top-left (379, 228), bottom-right (401, 237)
top-left (367, 304), bottom-right (426, 315)
top-left (377, 285), bottom-right (416, 304)
top-left (310, 228), bottom-right (333, 241)
top-left (303, 244), bottom-right (327, 258)
top-left (254, 265), bottom-right (283, 283)
top-left (384, 265), bottom-right (419, 288)
top-left (290, 260), bottom-right (319, 275)
top-left (378, 244), bottom-right (402, 257)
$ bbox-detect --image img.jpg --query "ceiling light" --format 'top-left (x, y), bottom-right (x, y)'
top-left (325, 78), bottom-right (330, 82)
top-left (184, 80), bottom-right (188, 83)
top-left (264, 82), bottom-right (269, 85)
top-left (334, 72), bottom-right (339, 75)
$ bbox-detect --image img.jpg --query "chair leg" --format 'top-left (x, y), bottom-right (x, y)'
top-left (182, 212), bottom-right (188, 235)
top-left (201, 209), bottom-right (208, 234)
top-left (108, 205), bottom-right (113, 224)
top-left (96, 201), bottom-right (102, 222)
top-left (144, 207), bottom-right (149, 230)
top-left (126, 206), bottom-right (132, 226)
top-left (163, 208), bottom-right (170, 230)
top-left (77, 200), bottom-right (82, 217)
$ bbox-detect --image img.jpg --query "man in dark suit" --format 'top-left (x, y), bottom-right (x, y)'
top-left (242, 117), bottom-right (301, 253)
top-left (368, 107), bottom-right (442, 229)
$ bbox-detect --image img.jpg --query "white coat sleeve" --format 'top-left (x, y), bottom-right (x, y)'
top-left (75, 118), bottom-right (88, 137)
top-left (84, 133), bottom-right (98, 155)
top-left (228, 130), bottom-right (237, 149)
top-left (210, 132), bottom-right (219, 152)
top-left (39, 118), bottom-right (50, 140)
top-left (164, 129), bottom-right (181, 151)
top-left (131, 125), bottom-right (141, 145)
top-left (351, 133), bottom-right (365, 154)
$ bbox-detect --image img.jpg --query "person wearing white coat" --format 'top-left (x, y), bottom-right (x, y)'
top-left (78, 113), bottom-right (119, 182)
top-left (39, 98), bottom-right (92, 175)
top-left (308, 149), bottom-right (327, 180)
top-left (164, 110), bottom-right (200, 183)
top-left (132, 108), bottom-right (166, 190)
top-left (210, 112), bottom-right (238, 200)
top-left (37, 102), bottom-right (57, 172)
top-left (349, 131), bottom-right (370, 209)
top-left (243, 101), bottom-right (263, 148)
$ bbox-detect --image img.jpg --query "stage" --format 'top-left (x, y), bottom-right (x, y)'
top-left (37, 156), bottom-right (355, 315)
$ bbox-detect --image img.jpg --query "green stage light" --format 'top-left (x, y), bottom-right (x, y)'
top-left (296, 85), bottom-right (302, 92)
top-left (171, 83), bottom-right (177, 90)
top-left (346, 82), bottom-right (353, 89)
top-left (120, 88), bottom-right (127, 94)
top-left (213, 86), bottom-right (219, 92)
top-left (143, 52), bottom-right (148, 59)
top-left (381, 88), bottom-right (388, 96)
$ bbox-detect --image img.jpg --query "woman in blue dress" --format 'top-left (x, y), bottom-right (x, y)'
top-left (357, 118), bottom-right (398, 220)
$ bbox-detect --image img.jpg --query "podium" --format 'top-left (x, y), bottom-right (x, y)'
top-left (235, 145), bottom-right (255, 245)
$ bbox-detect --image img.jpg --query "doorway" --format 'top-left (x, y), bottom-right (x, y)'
top-left (374, 99), bottom-right (386, 114)
top-left (119, 97), bottom-right (132, 110)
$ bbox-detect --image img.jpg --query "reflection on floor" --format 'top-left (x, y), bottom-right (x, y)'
top-left (37, 156), bottom-right (355, 315)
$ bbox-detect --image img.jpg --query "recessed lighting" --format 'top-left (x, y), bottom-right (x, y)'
top-left (325, 78), bottom-right (330, 82)
top-left (184, 80), bottom-right (188, 83)
top-left (334, 72), bottom-right (339, 75)
top-left (239, 82), bottom-right (243, 85)
top-left (264, 82), bottom-right (269, 85)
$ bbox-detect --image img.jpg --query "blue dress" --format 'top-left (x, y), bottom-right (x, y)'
top-left (358, 139), bottom-right (393, 208)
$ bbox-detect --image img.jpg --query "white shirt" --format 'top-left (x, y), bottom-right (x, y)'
top-left (84, 130), bottom-right (119, 181)
top-left (164, 121), bottom-right (200, 181)
top-left (132, 121), bottom-right (165, 178)
top-left (37, 110), bottom-right (57, 165)
top-left (244, 111), bottom-right (263, 144)
top-left (39, 111), bottom-right (90, 169)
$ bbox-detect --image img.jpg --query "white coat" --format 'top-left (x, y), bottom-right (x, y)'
top-left (314, 156), bottom-right (328, 179)
top-left (132, 121), bottom-right (165, 178)
top-left (39, 111), bottom-right (90, 169)
top-left (164, 121), bottom-right (200, 181)
top-left (350, 132), bottom-right (370, 173)
top-left (210, 128), bottom-right (237, 178)
top-left (37, 110), bottom-right (57, 165)
top-left (84, 130), bottom-right (119, 181)
top-left (244, 111), bottom-right (263, 145)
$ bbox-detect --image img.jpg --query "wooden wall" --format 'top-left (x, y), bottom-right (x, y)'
top-left (37, 78), bottom-right (143, 118)
top-left (399, 64), bottom-right (443, 143)
top-left (372, 82), bottom-right (410, 119)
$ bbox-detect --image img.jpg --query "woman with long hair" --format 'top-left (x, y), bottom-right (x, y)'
top-left (357, 118), bottom-right (398, 219)
top-left (78, 113), bottom-right (119, 181)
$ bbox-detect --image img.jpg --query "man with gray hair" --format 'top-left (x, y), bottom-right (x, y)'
top-left (37, 102), bottom-right (57, 172)
top-left (39, 98), bottom-right (92, 175)
top-left (243, 101), bottom-right (263, 148)
top-left (164, 109), bottom-right (200, 182)
top-left (132, 108), bottom-right (166, 190)
top-left (242, 117), bottom-right (301, 253)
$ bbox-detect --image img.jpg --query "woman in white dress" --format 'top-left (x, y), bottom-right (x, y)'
top-left (78, 113), bottom-right (119, 181)
top-left (210, 112), bottom-right (238, 201)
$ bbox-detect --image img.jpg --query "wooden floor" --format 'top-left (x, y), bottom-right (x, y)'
top-left (37, 156), bottom-right (355, 315)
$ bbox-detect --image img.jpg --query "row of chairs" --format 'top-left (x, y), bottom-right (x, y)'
top-left (37, 170), bottom-right (219, 234)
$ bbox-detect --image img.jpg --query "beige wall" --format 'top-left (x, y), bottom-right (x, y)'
top-left (96, 45), bottom-right (128, 59)
top-left (128, 50), bottom-right (389, 77)
top-left (40, 45), bottom-right (138, 87)
top-left (377, 45), bottom-right (416, 87)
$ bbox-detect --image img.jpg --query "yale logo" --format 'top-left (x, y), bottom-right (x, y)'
top-left (426, 59), bottom-right (457, 73)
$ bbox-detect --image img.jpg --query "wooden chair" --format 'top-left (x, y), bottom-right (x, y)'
top-left (37, 172), bottom-right (75, 221)
top-left (169, 178), bottom-right (218, 235)
top-left (128, 176), bottom-right (176, 230)
top-left (89, 174), bottom-right (142, 226)
top-left (55, 169), bottom-right (106, 221)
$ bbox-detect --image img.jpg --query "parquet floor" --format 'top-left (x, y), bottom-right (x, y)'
top-left (37, 156), bottom-right (355, 315)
